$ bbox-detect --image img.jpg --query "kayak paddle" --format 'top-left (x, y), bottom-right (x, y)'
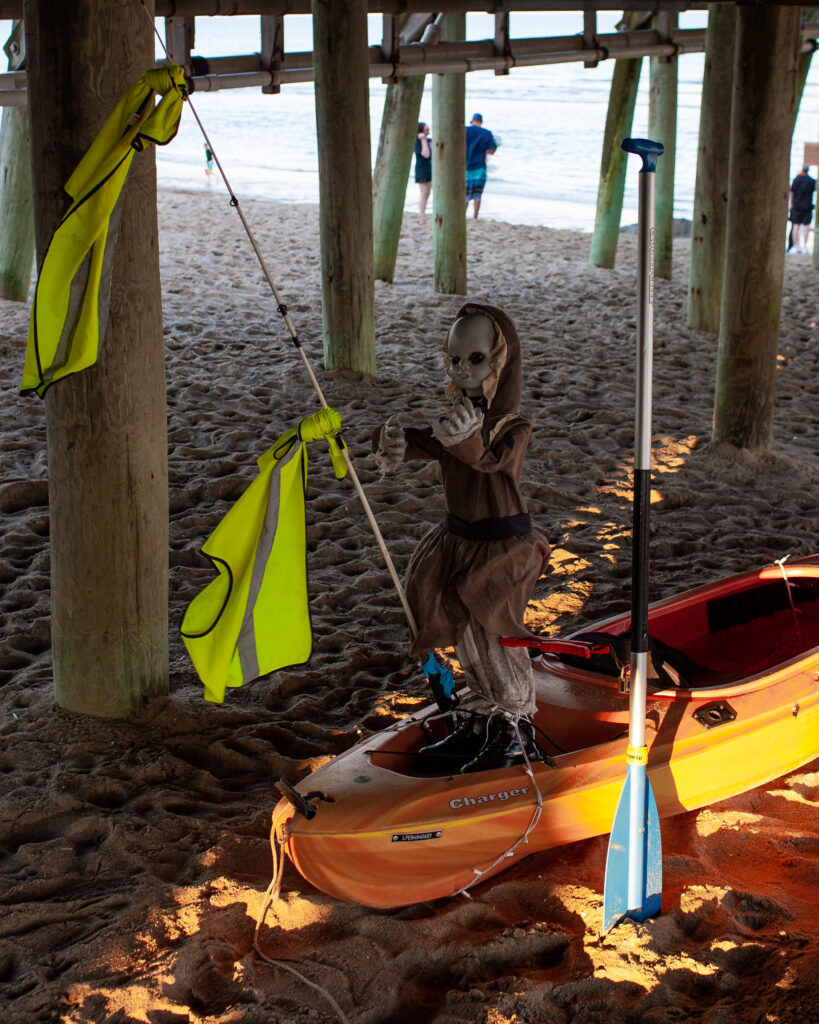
top-left (602, 137), bottom-right (664, 934)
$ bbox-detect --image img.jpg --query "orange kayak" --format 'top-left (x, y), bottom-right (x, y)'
top-left (271, 557), bottom-right (819, 909)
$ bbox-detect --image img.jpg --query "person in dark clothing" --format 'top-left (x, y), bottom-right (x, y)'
top-left (414, 122), bottom-right (432, 214)
top-left (789, 165), bottom-right (816, 253)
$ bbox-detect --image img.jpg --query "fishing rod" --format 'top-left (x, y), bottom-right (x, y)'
top-left (139, 2), bottom-right (419, 639)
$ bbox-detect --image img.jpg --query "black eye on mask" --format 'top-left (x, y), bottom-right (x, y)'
top-left (469, 352), bottom-right (485, 365)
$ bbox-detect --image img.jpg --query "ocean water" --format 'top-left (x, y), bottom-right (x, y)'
top-left (5, 13), bottom-right (819, 231)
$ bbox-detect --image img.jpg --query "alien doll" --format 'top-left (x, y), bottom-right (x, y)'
top-left (373, 302), bottom-right (550, 773)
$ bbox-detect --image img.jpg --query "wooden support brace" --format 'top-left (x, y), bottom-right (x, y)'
top-left (3, 17), bottom-right (24, 70)
top-left (165, 17), bottom-right (195, 67)
top-left (402, 13), bottom-right (436, 45)
top-left (494, 11), bottom-right (510, 75)
top-left (261, 14), bottom-right (283, 93)
top-left (0, 18), bottom-right (34, 299)
top-left (583, 9), bottom-right (599, 67)
top-left (381, 14), bottom-right (400, 83)
top-left (656, 10), bottom-right (675, 64)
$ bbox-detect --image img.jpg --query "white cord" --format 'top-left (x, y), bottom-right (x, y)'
top-left (253, 825), bottom-right (352, 1024)
top-left (774, 553), bottom-right (802, 636)
top-left (454, 707), bottom-right (545, 899)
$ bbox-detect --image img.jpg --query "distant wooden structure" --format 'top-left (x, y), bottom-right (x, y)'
top-left (589, 11), bottom-right (644, 268)
top-left (687, 3), bottom-right (735, 334)
top-left (372, 15), bottom-right (431, 283)
top-left (648, 12), bottom-right (677, 280)
top-left (433, 13), bottom-right (467, 295)
top-left (1, 0), bottom-right (817, 717)
top-left (0, 20), bottom-right (33, 300)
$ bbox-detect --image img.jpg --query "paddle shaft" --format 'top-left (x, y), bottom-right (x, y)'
top-left (630, 161), bottom-right (655, 748)
top-left (603, 138), bottom-right (664, 933)
top-left (628, 150), bottom-right (657, 911)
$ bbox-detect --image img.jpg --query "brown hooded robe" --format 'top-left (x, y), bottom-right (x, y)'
top-left (390, 303), bottom-right (550, 689)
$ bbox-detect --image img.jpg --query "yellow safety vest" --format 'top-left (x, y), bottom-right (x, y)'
top-left (181, 408), bottom-right (347, 704)
top-left (22, 64), bottom-right (186, 397)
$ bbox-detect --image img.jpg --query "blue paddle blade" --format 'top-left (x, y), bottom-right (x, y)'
top-left (602, 763), bottom-right (662, 934)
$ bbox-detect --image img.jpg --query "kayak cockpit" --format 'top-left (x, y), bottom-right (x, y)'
top-left (555, 565), bottom-right (819, 691)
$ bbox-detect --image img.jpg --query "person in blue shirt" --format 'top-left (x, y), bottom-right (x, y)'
top-left (465, 113), bottom-right (498, 220)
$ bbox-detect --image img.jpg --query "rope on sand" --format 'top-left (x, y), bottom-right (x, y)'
top-left (253, 824), bottom-right (352, 1024)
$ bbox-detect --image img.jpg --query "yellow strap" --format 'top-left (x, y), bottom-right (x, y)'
top-left (299, 407), bottom-right (348, 479)
top-left (299, 407), bottom-right (341, 442)
top-left (626, 744), bottom-right (648, 766)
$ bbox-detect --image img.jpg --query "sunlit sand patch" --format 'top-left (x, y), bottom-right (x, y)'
top-left (601, 482), bottom-right (664, 503)
top-left (61, 978), bottom-right (178, 1024)
top-left (207, 875), bottom-right (260, 912)
top-left (695, 808), bottom-right (763, 837)
top-left (136, 887), bottom-right (205, 949)
top-left (678, 884), bottom-right (731, 914)
top-left (549, 546), bottom-right (593, 574)
top-left (527, 578), bottom-right (594, 633)
top-left (262, 888), bottom-right (334, 932)
top-left (765, 787), bottom-right (819, 808)
top-left (369, 691), bottom-right (427, 715)
top-left (595, 519), bottom-right (631, 560)
top-left (527, 547), bottom-right (596, 630)
top-left (486, 1010), bottom-right (516, 1024)
top-left (546, 881), bottom-right (716, 990)
top-left (303, 753), bottom-right (334, 770)
top-left (653, 434), bottom-right (699, 474)
top-left (784, 769), bottom-right (819, 789)
top-left (710, 937), bottom-right (741, 954)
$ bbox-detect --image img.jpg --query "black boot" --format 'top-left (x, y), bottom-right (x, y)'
top-left (415, 714), bottom-right (489, 774)
top-left (459, 717), bottom-right (541, 775)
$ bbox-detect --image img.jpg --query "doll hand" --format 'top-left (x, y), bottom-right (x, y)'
top-left (434, 400), bottom-right (483, 443)
top-left (375, 415), bottom-right (406, 475)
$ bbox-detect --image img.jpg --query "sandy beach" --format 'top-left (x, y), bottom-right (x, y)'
top-left (1, 188), bottom-right (818, 1024)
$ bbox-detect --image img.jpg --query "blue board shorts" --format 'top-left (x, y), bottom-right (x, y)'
top-left (465, 167), bottom-right (487, 200)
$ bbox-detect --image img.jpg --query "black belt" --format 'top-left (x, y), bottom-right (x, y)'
top-left (444, 512), bottom-right (532, 541)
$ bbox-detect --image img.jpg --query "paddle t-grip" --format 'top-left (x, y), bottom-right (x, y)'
top-left (621, 137), bottom-right (664, 173)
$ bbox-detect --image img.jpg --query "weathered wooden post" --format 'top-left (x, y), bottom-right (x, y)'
top-left (714, 4), bottom-right (802, 449)
top-left (687, 4), bottom-right (736, 333)
top-left (373, 15), bottom-right (429, 284)
top-left (648, 13), bottom-right (677, 280)
top-left (23, 0), bottom-right (168, 716)
top-left (432, 13), bottom-right (466, 295)
top-left (0, 20), bottom-right (35, 301)
top-left (589, 14), bottom-right (644, 269)
top-left (312, 0), bottom-right (375, 373)
top-left (373, 78), bottom-right (426, 282)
